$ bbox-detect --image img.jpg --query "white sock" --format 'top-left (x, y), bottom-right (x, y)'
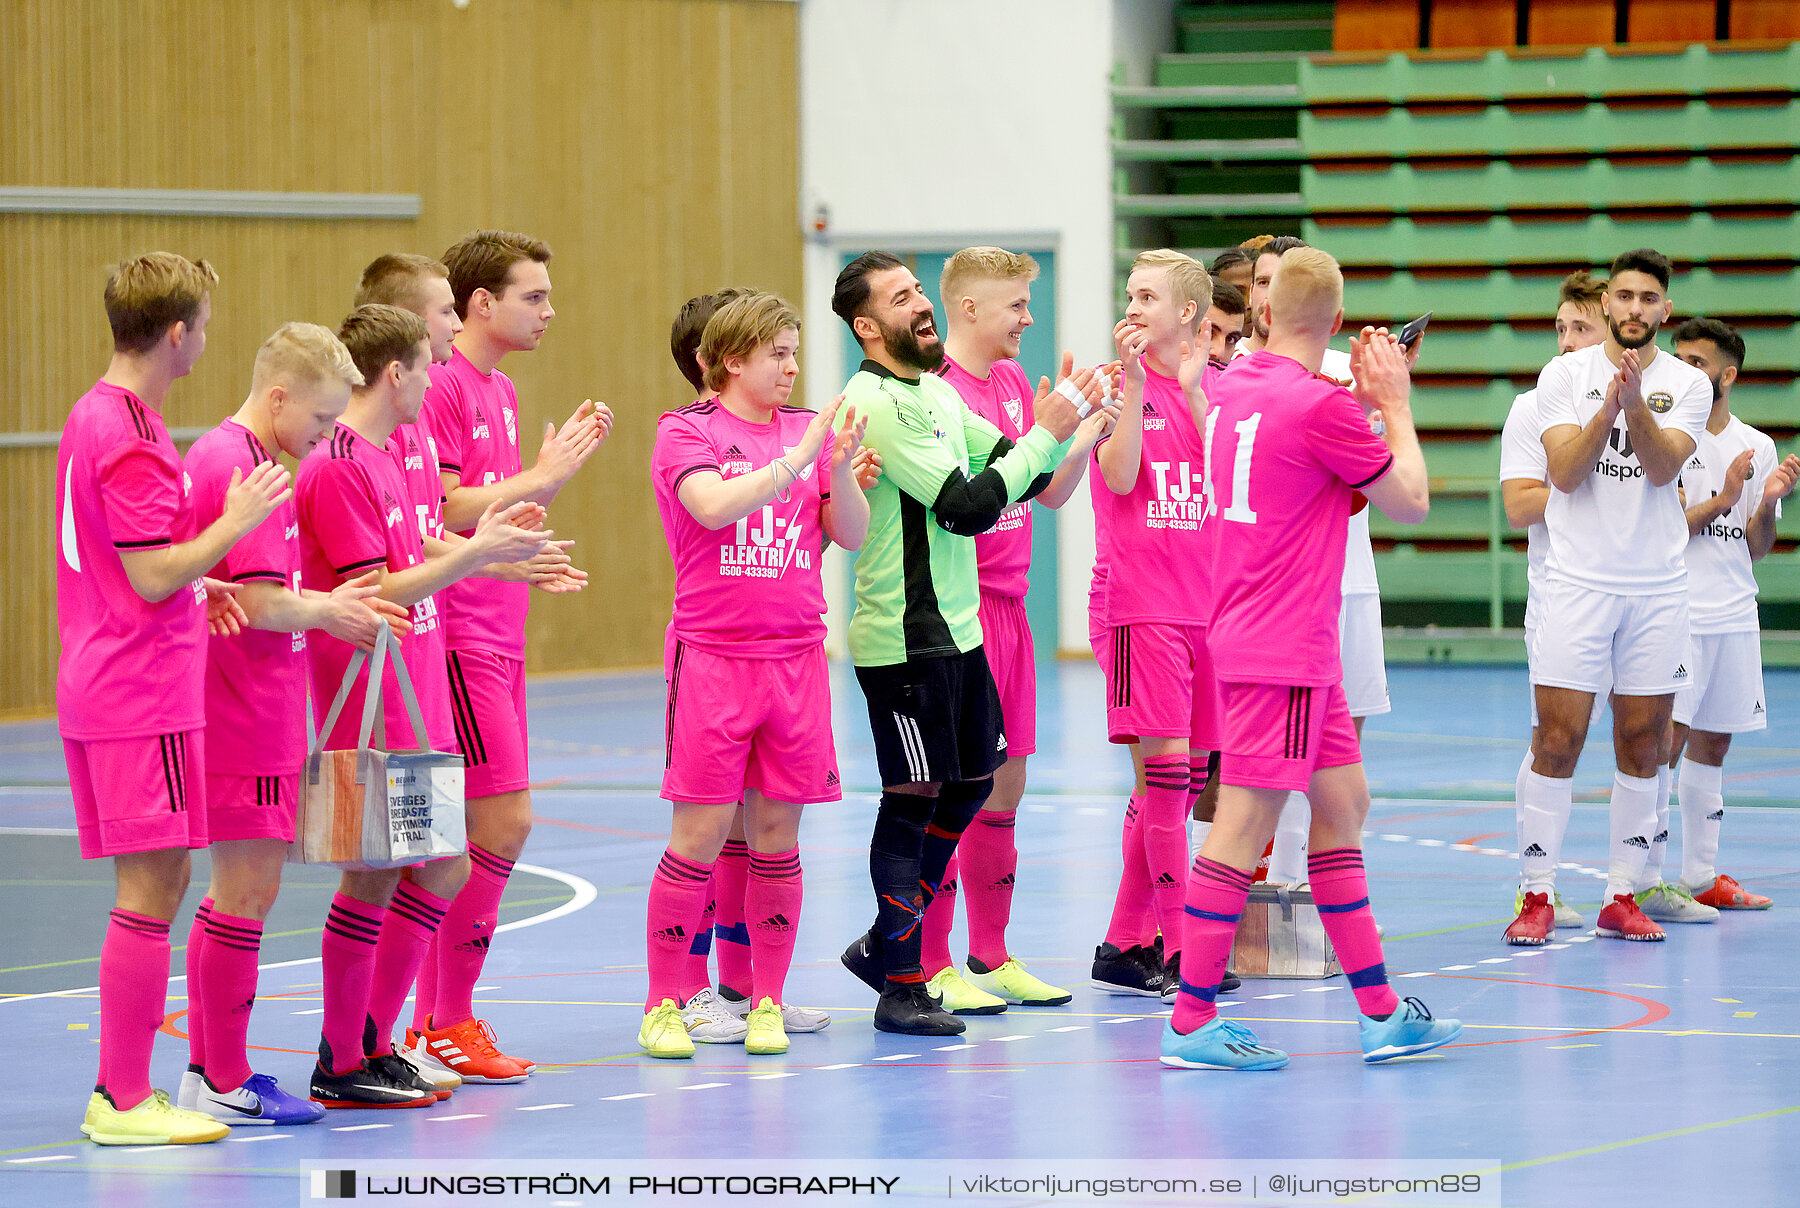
top-left (1189, 820), bottom-right (1212, 863)
top-left (1517, 768), bottom-right (1573, 895)
top-left (1637, 765), bottom-right (1673, 893)
top-left (1677, 760), bottom-right (1725, 890)
top-left (1266, 792), bottom-right (1309, 885)
top-left (1606, 770), bottom-right (1660, 901)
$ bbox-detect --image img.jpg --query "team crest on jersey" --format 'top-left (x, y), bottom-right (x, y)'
top-left (1003, 395), bottom-right (1024, 430)
top-left (471, 406), bottom-right (491, 441)
top-left (1647, 391), bottom-right (1674, 414)
top-left (503, 405), bottom-right (517, 446)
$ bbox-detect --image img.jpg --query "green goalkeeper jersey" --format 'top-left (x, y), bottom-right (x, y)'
top-left (845, 360), bottom-right (1063, 667)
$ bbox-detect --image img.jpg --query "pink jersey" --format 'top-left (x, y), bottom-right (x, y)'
top-left (652, 400), bottom-right (833, 658)
top-left (1087, 450), bottom-right (1111, 629)
top-left (939, 356), bottom-right (1036, 598)
top-left (55, 380), bottom-right (207, 741)
top-left (388, 421), bottom-right (447, 545)
top-left (1099, 364), bottom-right (1217, 627)
top-left (185, 419), bottom-right (307, 775)
top-left (422, 348), bottom-right (527, 658)
top-left (296, 423), bottom-right (454, 753)
top-left (1205, 350), bottom-right (1394, 686)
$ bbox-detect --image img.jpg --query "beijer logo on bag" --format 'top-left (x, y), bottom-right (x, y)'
top-left (1646, 391), bottom-right (1674, 414)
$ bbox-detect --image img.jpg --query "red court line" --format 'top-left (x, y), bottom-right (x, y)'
top-left (1454, 831), bottom-right (1509, 847)
top-left (530, 814), bottom-right (665, 840)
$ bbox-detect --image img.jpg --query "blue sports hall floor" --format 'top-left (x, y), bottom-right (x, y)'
top-left (2, 660), bottom-right (1796, 1207)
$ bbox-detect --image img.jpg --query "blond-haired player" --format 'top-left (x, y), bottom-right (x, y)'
top-left (919, 247), bottom-right (1114, 1012)
top-left (178, 324), bottom-right (410, 1126)
top-left (61, 254), bottom-right (290, 1144)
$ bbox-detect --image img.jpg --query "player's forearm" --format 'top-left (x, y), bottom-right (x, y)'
top-left (680, 462), bottom-right (799, 531)
top-left (441, 470), bottom-right (551, 531)
top-left (1377, 412), bottom-right (1430, 522)
top-left (430, 530), bottom-right (518, 580)
top-left (1501, 479), bottom-right (1549, 529)
top-left (1685, 493), bottom-right (1735, 537)
top-left (1098, 385), bottom-right (1144, 494)
top-left (1623, 405), bottom-right (1687, 486)
top-left (1748, 502), bottom-right (1780, 560)
top-left (118, 519), bottom-right (245, 604)
top-left (376, 541), bottom-right (489, 608)
top-left (1546, 411), bottom-right (1613, 493)
top-left (822, 465), bottom-right (870, 550)
top-left (234, 580), bottom-right (326, 633)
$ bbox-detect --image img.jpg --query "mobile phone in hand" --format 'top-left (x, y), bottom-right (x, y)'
top-left (1398, 311), bottom-right (1431, 349)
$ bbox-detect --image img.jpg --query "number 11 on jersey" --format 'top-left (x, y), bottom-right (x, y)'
top-left (1204, 411), bottom-right (1262, 524)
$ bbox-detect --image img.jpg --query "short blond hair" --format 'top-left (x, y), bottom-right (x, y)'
top-left (336, 304), bottom-right (429, 389)
top-left (699, 292), bottom-right (800, 394)
top-left (940, 247), bottom-right (1039, 310)
top-left (1267, 246), bottom-right (1344, 334)
top-left (104, 252), bottom-right (219, 354)
top-left (250, 322), bottom-right (362, 397)
top-left (1130, 249), bottom-right (1213, 318)
top-left (354, 253), bottom-right (450, 312)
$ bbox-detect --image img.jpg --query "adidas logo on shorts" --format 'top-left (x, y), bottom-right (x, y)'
top-left (825, 770), bottom-right (840, 787)
top-left (1523, 843), bottom-right (1547, 858)
top-left (1675, 664), bottom-right (1689, 679)
top-left (1754, 701), bottom-right (1765, 714)
top-left (996, 733), bottom-right (1008, 752)
top-left (756, 914), bottom-right (795, 933)
top-left (1624, 835), bottom-right (1650, 850)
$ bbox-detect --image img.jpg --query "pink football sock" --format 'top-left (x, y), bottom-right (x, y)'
top-left (959, 811), bottom-right (1018, 970)
top-left (320, 893), bottom-right (385, 1074)
top-left (410, 932), bottom-right (439, 1034)
top-left (920, 853), bottom-right (958, 977)
top-left (1104, 793), bottom-right (1155, 949)
top-left (745, 848), bottom-right (803, 1005)
top-left (98, 909), bottom-right (173, 1111)
top-left (1141, 756), bottom-right (1193, 960)
top-left (432, 843), bottom-right (513, 1028)
top-left (1309, 847), bottom-right (1400, 1018)
top-left (645, 850), bottom-right (713, 1011)
top-left (197, 910), bottom-right (264, 1093)
top-left (367, 881), bottom-right (450, 1055)
top-left (183, 897), bottom-right (213, 1073)
top-left (1170, 857), bottom-right (1252, 1035)
top-left (711, 839), bottom-right (753, 998)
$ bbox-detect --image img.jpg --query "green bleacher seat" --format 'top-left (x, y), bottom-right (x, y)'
top-left (1299, 44), bottom-right (1800, 105)
top-left (1167, 164), bottom-right (1301, 194)
top-left (1306, 212), bottom-right (1800, 268)
top-left (1406, 381), bottom-right (1799, 433)
top-left (1164, 110), bottom-right (1300, 141)
top-left (1111, 84), bottom-right (1301, 110)
top-left (1302, 100), bottom-right (1800, 160)
top-left (1303, 158), bottom-right (1800, 215)
top-left (1116, 193), bottom-right (1303, 218)
top-left (1155, 53), bottom-right (1301, 89)
top-left (1338, 267), bottom-right (1800, 324)
top-left (1113, 137), bottom-right (1303, 163)
top-left (1372, 547), bottom-right (1530, 602)
top-left (1180, 3), bottom-right (1333, 55)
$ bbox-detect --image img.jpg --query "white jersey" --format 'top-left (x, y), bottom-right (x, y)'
top-left (1316, 346), bottom-right (1382, 597)
top-left (1498, 388), bottom-right (1550, 625)
top-left (1681, 416), bottom-right (1778, 634)
top-left (1539, 343), bottom-right (1711, 595)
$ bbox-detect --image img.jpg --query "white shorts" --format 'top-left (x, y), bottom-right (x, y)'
top-left (1530, 581), bottom-right (1689, 697)
top-left (1525, 621), bottom-right (1610, 728)
top-left (1674, 631), bottom-right (1767, 734)
top-left (1339, 591), bottom-right (1390, 718)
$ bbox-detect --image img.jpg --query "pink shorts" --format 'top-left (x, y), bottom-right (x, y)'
top-left (447, 650), bottom-right (530, 798)
top-left (663, 640), bottom-right (841, 806)
top-left (205, 771), bottom-right (299, 844)
top-left (64, 730), bottom-right (208, 859)
top-left (978, 591), bottom-right (1036, 758)
top-left (1218, 680), bottom-right (1361, 792)
top-left (1105, 622), bottom-right (1221, 750)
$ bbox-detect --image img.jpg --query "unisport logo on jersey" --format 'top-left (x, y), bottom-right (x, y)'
top-left (1598, 427), bottom-right (1647, 481)
top-left (721, 506), bottom-right (811, 577)
top-left (1646, 391), bottom-right (1674, 414)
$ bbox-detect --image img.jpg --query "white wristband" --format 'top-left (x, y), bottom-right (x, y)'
top-left (1055, 376), bottom-right (1092, 418)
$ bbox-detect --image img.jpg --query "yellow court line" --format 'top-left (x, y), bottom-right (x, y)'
top-left (1493, 1103), bottom-right (1800, 1174)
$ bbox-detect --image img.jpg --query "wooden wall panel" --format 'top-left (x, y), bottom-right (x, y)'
top-left (1429, 0), bottom-right (1517, 49)
top-left (1528, 0), bottom-right (1615, 46)
top-left (1627, 0), bottom-right (1717, 42)
top-left (1335, 0), bottom-right (1424, 51)
top-left (0, 0), bottom-right (801, 717)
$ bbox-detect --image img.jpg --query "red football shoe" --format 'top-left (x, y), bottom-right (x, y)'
top-left (1595, 893), bottom-right (1666, 941)
top-left (1504, 891), bottom-right (1554, 946)
top-left (1690, 873), bottom-right (1772, 910)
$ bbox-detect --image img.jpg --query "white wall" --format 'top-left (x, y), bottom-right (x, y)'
top-left (801, 0), bottom-right (1173, 654)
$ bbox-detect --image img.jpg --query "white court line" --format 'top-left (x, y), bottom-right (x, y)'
top-left (518, 1103), bottom-right (573, 1111)
top-left (679, 1083), bottom-right (728, 1091)
top-left (1047, 1025), bottom-right (1088, 1032)
top-left (816, 1063), bottom-right (860, 1070)
top-left (1440, 964), bottom-right (1475, 971)
top-left (872, 1054), bottom-right (916, 1061)
top-left (290, 1008), bottom-right (324, 1016)
top-left (750, 1072), bottom-right (800, 1080)
top-left (0, 861), bottom-right (598, 1006)
top-left (429, 1114), bottom-right (486, 1121)
top-left (1304, 986), bottom-right (1339, 992)
top-left (989, 1035), bottom-right (1030, 1042)
top-left (602, 1093), bottom-right (652, 1101)
top-left (1478, 958), bottom-right (1513, 965)
top-left (120, 1145), bottom-right (180, 1153)
top-left (1099, 1017), bottom-right (1140, 1025)
top-left (1254, 994), bottom-right (1293, 1000)
top-left (331, 1123), bottom-right (390, 1131)
top-left (7, 1155), bottom-right (74, 1163)
top-left (230, 1134), bottom-right (290, 1142)
top-left (933, 1043), bottom-right (977, 1051)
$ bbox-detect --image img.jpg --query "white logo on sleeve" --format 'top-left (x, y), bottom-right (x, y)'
top-left (60, 465), bottom-right (81, 572)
